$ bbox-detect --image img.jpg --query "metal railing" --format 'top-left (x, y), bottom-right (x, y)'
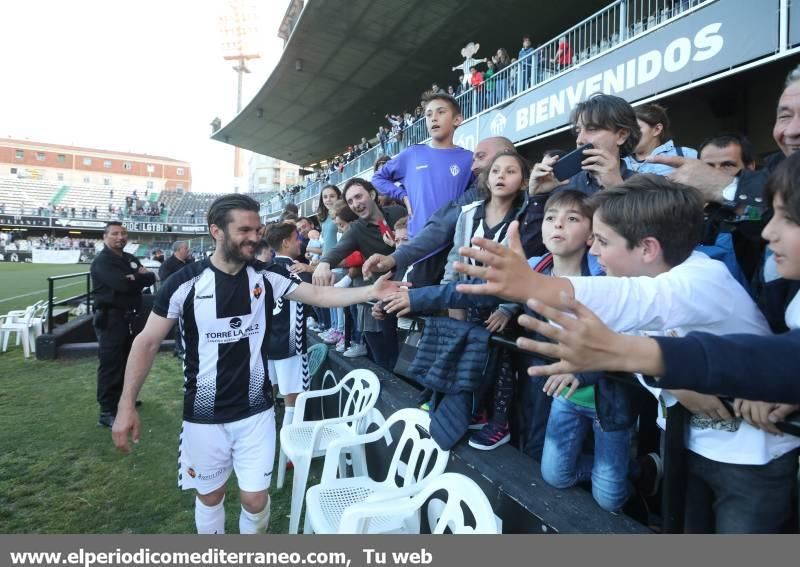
top-left (296, 0), bottom-right (710, 211)
top-left (46, 272), bottom-right (92, 333)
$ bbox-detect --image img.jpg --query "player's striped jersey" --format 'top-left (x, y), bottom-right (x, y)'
top-left (266, 256), bottom-right (308, 360)
top-left (153, 259), bottom-right (299, 424)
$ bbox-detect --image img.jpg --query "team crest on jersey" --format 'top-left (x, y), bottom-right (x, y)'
top-left (187, 468), bottom-right (196, 478)
top-left (450, 164), bottom-right (460, 176)
top-left (252, 282), bottom-right (263, 301)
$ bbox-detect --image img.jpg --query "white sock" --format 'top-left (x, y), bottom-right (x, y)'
top-left (239, 497), bottom-right (270, 534)
top-left (284, 406), bottom-right (295, 427)
top-left (195, 496), bottom-right (225, 534)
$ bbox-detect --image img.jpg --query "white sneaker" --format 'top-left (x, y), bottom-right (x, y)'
top-left (335, 338), bottom-right (346, 352)
top-left (319, 328), bottom-right (334, 341)
top-left (306, 317), bottom-right (318, 331)
top-left (343, 343), bottom-right (368, 358)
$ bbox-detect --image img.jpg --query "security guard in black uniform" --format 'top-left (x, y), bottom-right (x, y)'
top-left (91, 221), bottom-right (155, 427)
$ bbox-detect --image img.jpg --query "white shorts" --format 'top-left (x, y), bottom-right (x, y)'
top-left (268, 354), bottom-right (309, 396)
top-left (178, 409), bottom-right (276, 495)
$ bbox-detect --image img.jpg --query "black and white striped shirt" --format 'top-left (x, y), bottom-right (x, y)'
top-left (267, 256), bottom-right (308, 360)
top-left (153, 259), bottom-right (299, 424)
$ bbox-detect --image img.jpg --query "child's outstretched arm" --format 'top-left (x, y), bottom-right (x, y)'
top-left (454, 221), bottom-right (573, 306)
top-left (383, 280), bottom-right (505, 316)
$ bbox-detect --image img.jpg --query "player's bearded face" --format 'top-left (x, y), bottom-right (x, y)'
top-left (221, 226), bottom-right (260, 263)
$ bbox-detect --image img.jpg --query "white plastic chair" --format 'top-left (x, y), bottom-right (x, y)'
top-left (4, 300), bottom-right (43, 323)
top-left (0, 306), bottom-right (37, 357)
top-left (30, 302), bottom-right (48, 344)
top-left (303, 408), bottom-right (450, 534)
top-left (279, 368), bottom-right (380, 534)
top-left (339, 472), bottom-right (499, 534)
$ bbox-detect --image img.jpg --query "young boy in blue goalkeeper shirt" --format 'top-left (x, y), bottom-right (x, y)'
top-left (372, 93), bottom-right (474, 287)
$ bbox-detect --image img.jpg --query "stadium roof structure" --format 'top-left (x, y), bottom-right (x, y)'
top-left (212, 0), bottom-right (607, 167)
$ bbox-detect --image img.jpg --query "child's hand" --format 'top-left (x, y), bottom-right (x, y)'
top-left (454, 222), bottom-right (536, 303)
top-left (733, 400), bottom-right (798, 435)
top-left (382, 289), bottom-right (411, 317)
top-left (485, 310), bottom-right (510, 332)
top-left (543, 373), bottom-right (580, 399)
top-left (671, 390), bottom-right (733, 421)
top-left (371, 302), bottom-right (386, 320)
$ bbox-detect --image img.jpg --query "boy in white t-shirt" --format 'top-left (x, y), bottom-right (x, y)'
top-left (454, 175), bottom-right (800, 533)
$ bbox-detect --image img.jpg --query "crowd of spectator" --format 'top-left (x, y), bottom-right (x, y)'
top-left (250, 62), bottom-right (800, 534)
top-left (306, 34), bottom-right (577, 184)
top-left (0, 231), bottom-right (103, 252)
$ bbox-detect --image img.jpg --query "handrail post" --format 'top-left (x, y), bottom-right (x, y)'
top-left (47, 277), bottom-right (54, 334)
top-left (779, 0), bottom-right (789, 52)
top-left (620, 0), bottom-right (627, 40)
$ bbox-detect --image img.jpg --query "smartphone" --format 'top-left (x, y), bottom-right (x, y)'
top-left (552, 143), bottom-right (594, 181)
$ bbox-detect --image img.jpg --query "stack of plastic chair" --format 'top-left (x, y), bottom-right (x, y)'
top-left (303, 408), bottom-right (450, 534)
top-left (339, 472), bottom-right (499, 534)
top-left (30, 301), bottom-right (49, 343)
top-left (0, 305), bottom-right (38, 357)
top-left (279, 369), bottom-right (380, 534)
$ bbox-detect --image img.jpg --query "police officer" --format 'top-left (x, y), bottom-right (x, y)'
top-left (92, 221), bottom-right (155, 427)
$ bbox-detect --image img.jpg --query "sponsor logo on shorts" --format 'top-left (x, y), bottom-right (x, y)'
top-left (186, 467), bottom-right (225, 481)
top-left (197, 469), bottom-right (226, 481)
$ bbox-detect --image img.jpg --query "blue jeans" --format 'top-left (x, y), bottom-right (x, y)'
top-left (540, 396), bottom-right (633, 513)
top-left (684, 449), bottom-right (799, 533)
top-left (519, 374), bottom-right (552, 462)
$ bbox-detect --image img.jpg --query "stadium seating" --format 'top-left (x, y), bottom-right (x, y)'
top-left (0, 177), bottom-right (287, 226)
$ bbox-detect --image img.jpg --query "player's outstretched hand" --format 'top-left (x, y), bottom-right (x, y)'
top-left (369, 272), bottom-right (410, 302)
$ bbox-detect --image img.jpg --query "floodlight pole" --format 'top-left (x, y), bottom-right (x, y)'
top-left (224, 54), bottom-right (259, 188)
